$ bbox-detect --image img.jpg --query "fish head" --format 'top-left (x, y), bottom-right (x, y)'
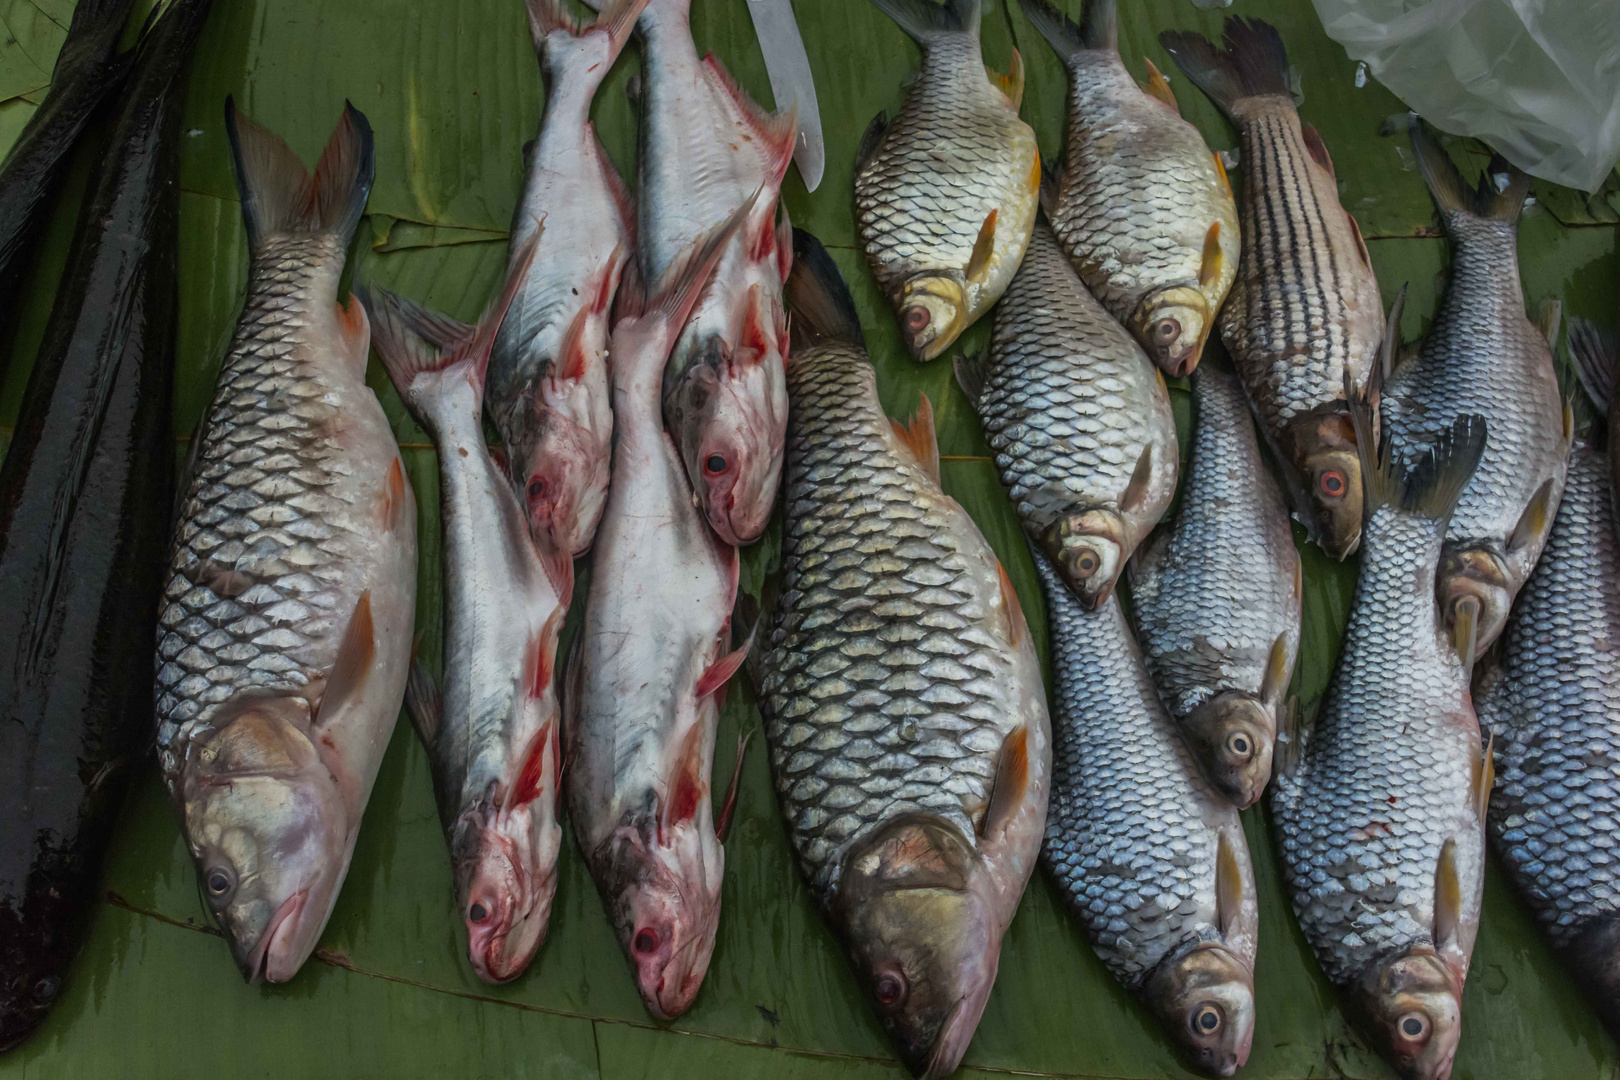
top-left (1182, 692), bottom-right (1275, 809)
top-left (1289, 411), bottom-right (1363, 560)
top-left (1355, 949), bottom-right (1462, 1080)
top-left (180, 696), bottom-right (348, 983)
top-left (503, 388), bottom-right (612, 559)
top-left (895, 275), bottom-right (968, 362)
top-left (669, 342), bottom-right (787, 546)
top-left (599, 826), bottom-right (721, 1019)
top-left (1042, 509), bottom-right (1125, 609)
top-left (833, 815), bottom-right (999, 1079)
top-left (1436, 546), bottom-right (1511, 661)
top-left (1129, 285), bottom-right (1211, 377)
top-left (1144, 943), bottom-right (1255, 1078)
top-left (453, 810), bottom-right (561, 984)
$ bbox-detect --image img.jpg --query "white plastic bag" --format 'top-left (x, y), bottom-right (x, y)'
top-left (1310, 0), bottom-right (1620, 192)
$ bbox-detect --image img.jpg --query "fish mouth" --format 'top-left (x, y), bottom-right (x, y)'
top-left (915, 995), bottom-right (972, 1080)
top-left (242, 888), bottom-right (309, 984)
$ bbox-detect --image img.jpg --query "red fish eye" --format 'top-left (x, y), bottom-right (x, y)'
top-left (1319, 470), bottom-right (1346, 499)
top-left (633, 928), bottom-right (660, 955)
top-left (704, 454), bottom-right (728, 475)
top-left (875, 972), bottom-right (905, 1005)
top-left (528, 478), bottom-right (546, 500)
top-left (902, 306), bottom-right (930, 332)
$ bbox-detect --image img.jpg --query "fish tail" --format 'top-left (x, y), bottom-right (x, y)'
top-left (869, 0), bottom-right (980, 44)
top-left (527, 0), bottom-right (649, 79)
top-left (785, 229), bottom-right (863, 350)
top-left (1403, 115), bottom-right (1529, 223)
top-left (1571, 318), bottom-right (1618, 419)
top-left (224, 97), bottom-right (374, 250)
top-left (1159, 17), bottom-right (1288, 121)
top-left (1364, 410), bottom-right (1488, 525)
top-left (1016, 0), bottom-right (1112, 60)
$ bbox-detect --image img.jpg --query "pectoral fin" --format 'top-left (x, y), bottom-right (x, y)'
top-left (716, 729), bottom-right (754, 843)
top-left (659, 722), bottom-right (708, 843)
top-left (316, 591), bottom-right (375, 726)
top-left (995, 560), bottom-right (1025, 648)
top-left (953, 350), bottom-right (990, 405)
top-left (403, 658), bottom-right (441, 745)
top-left (856, 111), bottom-right (889, 173)
top-left (1211, 151), bottom-right (1233, 198)
top-left (696, 629), bottom-right (755, 699)
top-left (1259, 631), bottom-right (1293, 705)
top-left (1433, 839), bottom-right (1462, 952)
top-left (1216, 831), bottom-right (1245, 940)
top-left (1120, 443), bottom-right (1155, 516)
top-left (965, 208), bottom-right (998, 285)
top-left (1199, 220), bottom-right (1225, 291)
top-left (1533, 297), bottom-right (1562, 348)
top-left (1472, 734), bottom-right (1495, 826)
top-left (1452, 594), bottom-right (1480, 677)
top-left (1507, 478), bottom-right (1556, 553)
top-left (978, 724), bottom-right (1030, 838)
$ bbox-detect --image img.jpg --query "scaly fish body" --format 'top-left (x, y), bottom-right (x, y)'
top-left (1037, 554), bottom-right (1257, 1078)
top-left (155, 104), bottom-right (416, 985)
top-left (855, 0), bottom-right (1039, 362)
top-left (961, 219), bottom-right (1178, 607)
top-left (1162, 18), bottom-right (1383, 560)
top-left (765, 232), bottom-right (1049, 1080)
top-left (1019, 0), bottom-right (1238, 376)
top-left (1131, 365), bottom-right (1300, 808)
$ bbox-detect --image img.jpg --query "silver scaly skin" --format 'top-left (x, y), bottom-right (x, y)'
top-left (1162, 18), bottom-right (1383, 561)
top-left (1271, 411), bottom-right (1490, 1080)
top-left (959, 218), bottom-right (1177, 608)
top-left (1036, 554), bottom-right (1257, 1078)
top-left (1131, 365), bottom-right (1300, 809)
top-left (1476, 438), bottom-right (1620, 1039)
top-left (1017, 0), bottom-right (1238, 377)
top-left (855, 0), bottom-right (1039, 362)
top-left (764, 232), bottom-right (1049, 1080)
top-left (1382, 119), bottom-right (1569, 660)
top-left (156, 103), bottom-right (416, 984)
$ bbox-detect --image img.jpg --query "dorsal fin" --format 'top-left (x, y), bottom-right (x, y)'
top-left (1215, 831), bottom-right (1245, 940)
top-left (965, 208), bottom-right (998, 284)
top-left (316, 591), bottom-right (375, 726)
top-left (1507, 478), bottom-right (1556, 554)
top-left (700, 52), bottom-right (798, 185)
top-left (1259, 631), bottom-right (1293, 705)
top-left (978, 725), bottom-right (1030, 838)
top-left (1301, 122), bottom-right (1335, 179)
top-left (890, 394), bottom-right (941, 485)
top-left (986, 48), bottom-right (1025, 109)
top-left (1199, 220), bottom-right (1224, 291)
top-left (995, 560), bottom-right (1025, 648)
top-left (1141, 56), bottom-right (1179, 111)
top-left (1433, 839), bottom-right (1462, 951)
top-left (1120, 443), bottom-right (1155, 515)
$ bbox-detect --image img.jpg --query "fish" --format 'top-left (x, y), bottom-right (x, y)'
top-left (765, 229), bottom-right (1050, 1080)
top-left (364, 238), bottom-right (568, 985)
top-left (955, 215), bottom-right (1178, 608)
top-left (485, 0), bottom-right (646, 558)
top-left (1035, 553), bottom-right (1257, 1078)
top-left (635, 0), bottom-right (796, 547)
top-left (1016, 0), bottom-right (1238, 377)
top-left (1572, 317), bottom-right (1620, 536)
top-left (566, 202), bottom-right (753, 1019)
top-left (1270, 397), bottom-right (1490, 1080)
top-left (855, 0), bottom-right (1040, 362)
top-left (0, 0), bottom-right (211, 1049)
top-left (154, 99), bottom-right (417, 985)
top-left (1130, 365), bottom-right (1300, 809)
top-left (1161, 18), bottom-right (1384, 561)
top-left (1378, 118), bottom-right (1569, 660)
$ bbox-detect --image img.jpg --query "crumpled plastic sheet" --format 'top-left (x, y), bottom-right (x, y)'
top-left (1310, 0), bottom-right (1620, 192)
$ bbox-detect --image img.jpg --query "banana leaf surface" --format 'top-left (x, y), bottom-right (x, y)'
top-left (0, 0), bottom-right (1617, 1076)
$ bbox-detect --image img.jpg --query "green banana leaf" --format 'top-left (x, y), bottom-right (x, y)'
top-left (1, 0), bottom-right (1618, 1076)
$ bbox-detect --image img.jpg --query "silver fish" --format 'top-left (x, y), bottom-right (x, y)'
top-left (765, 231), bottom-right (1050, 1080)
top-left (1381, 119), bottom-right (1570, 660)
top-left (566, 206), bottom-right (752, 1019)
top-left (1271, 405), bottom-right (1490, 1080)
top-left (1017, 0), bottom-right (1239, 377)
top-left (1036, 553), bottom-right (1257, 1078)
top-left (855, 0), bottom-right (1040, 361)
top-left (637, 0), bottom-right (795, 547)
top-left (485, 0), bottom-right (646, 558)
top-left (956, 217), bottom-right (1178, 608)
top-left (155, 102), bottom-right (416, 983)
top-left (365, 239), bottom-right (569, 985)
top-left (1130, 365), bottom-right (1301, 808)
top-left (1161, 18), bottom-right (1384, 561)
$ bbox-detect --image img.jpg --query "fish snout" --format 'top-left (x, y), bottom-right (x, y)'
top-left (1437, 547), bottom-right (1511, 660)
top-left (1184, 692), bottom-right (1276, 809)
top-left (896, 278), bottom-right (966, 361)
top-left (241, 887), bottom-right (310, 984)
top-left (1130, 286), bottom-right (1210, 378)
top-left (1044, 511), bottom-right (1125, 609)
top-left (1358, 949), bottom-right (1463, 1080)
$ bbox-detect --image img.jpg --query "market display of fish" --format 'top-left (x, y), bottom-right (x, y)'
top-left (1036, 552), bottom-right (1257, 1078)
top-left (1017, 0), bottom-right (1238, 377)
top-left (0, 0), bottom-right (210, 1048)
top-left (1161, 18), bottom-right (1384, 561)
top-left (1476, 342), bottom-right (1620, 1038)
top-left (154, 100), bottom-right (417, 984)
top-left (1131, 364), bottom-right (1300, 809)
top-left (1378, 118), bottom-right (1569, 661)
top-left (856, 0), bottom-right (1040, 362)
top-left (1271, 402), bottom-right (1491, 1080)
top-left (566, 206), bottom-right (752, 1020)
top-left (766, 230), bottom-right (1049, 1080)
top-left (485, 0), bottom-right (646, 558)
top-left (366, 238), bottom-right (567, 985)
top-left (636, 0), bottom-right (796, 547)
top-left (956, 216), bottom-right (1178, 608)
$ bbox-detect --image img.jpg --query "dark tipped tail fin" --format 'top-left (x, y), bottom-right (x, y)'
top-left (1159, 17), bottom-right (1289, 120)
top-left (1404, 116), bottom-right (1529, 223)
top-left (1016, 0), bottom-right (1114, 61)
top-left (785, 229), bottom-right (864, 351)
top-left (1571, 318), bottom-right (1618, 418)
top-left (225, 98), bottom-right (375, 249)
top-left (869, 0), bottom-right (980, 44)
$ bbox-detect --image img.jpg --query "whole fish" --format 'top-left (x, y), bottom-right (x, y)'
top-left (636, 0), bottom-right (795, 547)
top-left (855, 0), bottom-right (1040, 362)
top-left (1016, 0), bottom-right (1238, 377)
top-left (956, 216), bottom-right (1178, 608)
top-left (1572, 317), bottom-right (1620, 535)
top-left (566, 206), bottom-right (752, 1019)
top-left (486, 0), bottom-right (645, 558)
top-left (766, 230), bottom-right (1050, 1080)
top-left (1130, 365), bottom-right (1300, 808)
top-left (1271, 405), bottom-right (1490, 1080)
top-left (1380, 119), bottom-right (1569, 660)
top-left (1036, 554), bottom-right (1257, 1078)
top-left (1475, 405), bottom-right (1620, 1038)
top-left (1161, 18), bottom-right (1384, 560)
top-left (0, 0), bottom-right (209, 1048)
top-left (155, 101), bottom-right (416, 984)
top-left (365, 239), bottom-right (568, 985)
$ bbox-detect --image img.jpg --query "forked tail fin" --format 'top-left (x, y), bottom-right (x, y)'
top-left (1159, 17), bottom-right (1289, 121)
top-left (527, 0), bottom-right (650, 81)
top-left (225, 97), bottom-right (374, 249)
top-left (785, 229), bottom-right (864, 351)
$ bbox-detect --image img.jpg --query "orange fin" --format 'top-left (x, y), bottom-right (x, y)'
top-left (660, 723), bottom-right (708, 842)
top-left (316, 591), bottom-right (375, 725)
top-left (1507, 478), bottom-right (1556, 553)
top-left (1302, 122), bottom-right (1335, 179)
top-left (337, 293), bottom-right (369, 373)
top-left (889, 394), bottom-right (940, 486)
top-left (996, 560), bottom-right (1025, 649)
top-left (510, 721), bottom-right (556, 807)
top-left (979, 724), bottom-right (1029, 838)
top-left (1211, 151), bottom-right (1233, 198)
top-left (737, 283), bottom-right (774, 365)
top-left (965, 208), bottom-right (998, 285)
top-left (986, 48), bottom-right (1025, 110)
top-left (1216, 831), bottom-right (1245, 939)
top-left (526, 605), bottom-right (566, 700)
top-left (379, 456), bottom-right (408, 533)
top-left (715, 728), bottom-right (754, 843)
top-left (1199, 220), bottom-right (1224, 291)
top-left (696, 629), bottom-right (754, 700)
top-left (1141, 56), bottom-right (1178, 112)
top-left (1433, 839), bottom-right (1462, 951)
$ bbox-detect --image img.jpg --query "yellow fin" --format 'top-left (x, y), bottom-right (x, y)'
top-left (1473, 733), bottom-right (1496, 825)
top-left (1199, 221), bottom-right (1225, 291)
top-left (1120, 443), bottom-right (1155, 515)
top-left (979, 724), bottom-right (1030, 837)
top-left (1212, 152), bottom-right (1233, 199)
top-left (1564, 398), bottom-right (1576, 444)
top-left (1533, 297), bottom-right (1562, 348)
top-left (1260, 631), bottom-right (1293, 705)
top-left (1452, 594), bottom-right (1480, 677)
top-left (1433, 839), bottom-right (1461, 950)
top-left (1216, 831), bottom-right (1244, 939)
top-left (1141, 56), bottom-right (1178, 112)
top-left (1508, 478), bottom-right (1556, 553)
top-left (986, 48), bottom-right (1025, 110)
top-left (965, 208), bottom-right (998, 285)
top-left (890, 394), bottom-right (941, 486)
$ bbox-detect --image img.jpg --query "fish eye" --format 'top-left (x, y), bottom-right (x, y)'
top-left (633, 928), bottom-right (661, 955)
top-left (1190, 1004), bottom-right (1222, 1035)
top-left (527, 478), bottom-right (546, 500)
top-left (1319, 470), bottom-right (1347, 499)
top-left (704, 454), bottom-right (729, 475)
top-left (205, 867), bottom-right (234, 898)
top-left (1154, 318), bottom-right (1182, 344)
top-left (874, 969), bottom-right (907, 1006)
top-left (1397, 1012), bottom-right (1430, 1041)
top-left (902, 306), bottom-right (930, 333)
top-left (1073, 550), bottom-right (1101, 577)
top-left (1226, 731), bottom-right (1253, 758)
top-left (469, 902), bottom-right (490, 924)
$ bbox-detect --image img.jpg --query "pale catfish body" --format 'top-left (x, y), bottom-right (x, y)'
top-left (637, 0), bottom-right (795, 546)
top-left (156, 103), bottom-right (416, 983)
